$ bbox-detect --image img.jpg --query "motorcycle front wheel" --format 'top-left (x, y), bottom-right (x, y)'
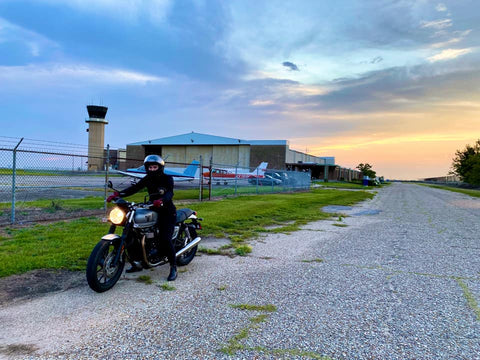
top-left (176, 228), bottom-right (198, 266)
top-left (86, 241), bottom-right (125, 293)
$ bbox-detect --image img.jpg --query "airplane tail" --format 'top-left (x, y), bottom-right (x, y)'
top-left (251, 162), bottom-right (268, 175)
top-left (183, 160), bottom-right (200, 177)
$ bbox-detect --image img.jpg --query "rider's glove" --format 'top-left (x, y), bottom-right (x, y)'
top-left (107, 192), bottom-right (120, 203)
top-left (153, 199), bottom-right (163, 207)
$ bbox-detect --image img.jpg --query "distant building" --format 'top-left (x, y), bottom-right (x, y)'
top-left (123, 131), bottom-right (360, 181)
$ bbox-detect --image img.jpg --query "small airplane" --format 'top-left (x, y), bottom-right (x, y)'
top-left (114, 160), bottom-right (200, 182)
top-left (203, 162), bottom-right (268, 185)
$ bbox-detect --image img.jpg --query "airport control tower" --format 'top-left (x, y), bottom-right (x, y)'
top-left (85, 105), bottom-right (108, 171)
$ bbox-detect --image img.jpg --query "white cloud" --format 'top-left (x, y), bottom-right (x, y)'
top-left (0, 17), bottom-right (58, 56)
top-left (435, 3), bottom-right (447, 12)
top-left (0, 63), bottom-right (167, 85)
top-left (427, 48), bottom-right (473, 62)
top-left (421, 19), bottom-right (452, 29)
top-left (37, 0), bottom-right (173, 23)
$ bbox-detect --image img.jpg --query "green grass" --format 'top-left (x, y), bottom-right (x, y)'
top-left (0, 217), bottom-right (105, 277)
top-left (419, 183), bottom-right (480, 198)
top-left (313, 181), bottom-right (367, 189)
top-left (159, 282), bottom-right (176, 291)
top-left (0, 188), bottom-right (373, 278)
top-left (136, 275), bottom-right (153, 285)
top-left (230, 304), bottom-right (277, 312)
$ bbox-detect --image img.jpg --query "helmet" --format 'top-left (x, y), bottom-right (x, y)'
top-left (144, 154), bottom-right (165, 175)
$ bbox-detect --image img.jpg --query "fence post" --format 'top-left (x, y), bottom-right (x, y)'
top-left (234, 164), bottom-right (238, 196)
top-left (208, 157), bottom-right (213, 201)
top-left (104, 144), bottom-right (110, 215)
top-left (11, 137), bottom-right (24, 224)
top-left (199, 156), bottom-right (203, 201)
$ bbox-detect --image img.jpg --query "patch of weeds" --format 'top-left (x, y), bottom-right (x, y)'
top-left (230, 303), bottom-right (277, 312)
top-left (136, 275), bottom-right (153, 285)
top-left (332, 223), bottom-right (348, 227)
top-left (159, 282), bottom-right (176, 291)
top-left (178, 268), bottom-right (188, 273)
top-left (259, 256), bottom-right (274, 260)
top-left (457, 279), bottom-right (480, 321)
top-left (338, 215), bottom-right (343, 221)
top-left (301, 258), bottom-right (324, 263)
top-left (234, 245), bottom-right (252, 256)
top-left (217, 285), bottom-right (227, 291)
top-left (198, 247), bottom-right (222, 255)
top-left (44, 200), bottom-right (64, 213)
top-left (0, 344), bottom-right (39, 356)
top-left (250, 314), bottom-right (269, 324)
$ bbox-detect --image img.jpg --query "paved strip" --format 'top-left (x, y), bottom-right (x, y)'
top-left (0, 183), bottom-right (479, 359)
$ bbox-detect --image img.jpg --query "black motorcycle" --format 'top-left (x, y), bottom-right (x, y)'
top-left (86, 182), bottom-right (202, 292)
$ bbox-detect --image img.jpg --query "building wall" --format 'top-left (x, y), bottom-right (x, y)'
top-left (125, 145), bottom-right (145, 169)
top-left (286, 149), bottom-right (325, 165)
top-left (250, 145), bottom-right (286, 170)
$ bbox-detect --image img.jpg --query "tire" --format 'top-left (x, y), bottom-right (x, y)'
top-left (176, 228), bottom-right (198, 266)
top-left (86, 241), bottom-right (125, 293)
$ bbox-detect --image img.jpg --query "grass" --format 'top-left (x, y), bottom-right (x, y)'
top-left (159, 283), bottom-right (176, 291)
top-left (419, 183), bottom-right (480, 198)
top-left (136, 275), bottom-right (153, 285)
top-left (229, 304), bottom-right (277, 312)
top-left (0, 188), bottom-right (373, 278)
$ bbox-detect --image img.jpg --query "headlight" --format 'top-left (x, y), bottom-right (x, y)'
top-left (109, 207), bottom-right (126, 225)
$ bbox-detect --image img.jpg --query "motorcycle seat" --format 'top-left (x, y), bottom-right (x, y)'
top-left (176, 208), bottom-right (195, 223)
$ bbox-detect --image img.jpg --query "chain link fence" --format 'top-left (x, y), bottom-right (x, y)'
top-left (1, 136), bottom-right (311, 225)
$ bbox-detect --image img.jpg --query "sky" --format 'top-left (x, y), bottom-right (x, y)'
top-left (0, 0), bottom-right (479, 180)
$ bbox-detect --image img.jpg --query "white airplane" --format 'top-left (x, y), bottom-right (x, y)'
top-left (114, 160), bottom-right (200, 182)
top-left (203, 162), bottom-right (268, 184)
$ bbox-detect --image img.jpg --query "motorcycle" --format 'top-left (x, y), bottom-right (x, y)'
top-left (86, 181), bottom-right (202, 293)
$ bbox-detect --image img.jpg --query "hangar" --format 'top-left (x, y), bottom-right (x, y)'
top-left (124, 132), bottom-right (324, 169)
top-left (123, 131), bottom-right (361, 181)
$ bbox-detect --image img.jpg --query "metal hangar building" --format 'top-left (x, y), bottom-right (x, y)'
top-left (124, 131), bottom-right (330, 171)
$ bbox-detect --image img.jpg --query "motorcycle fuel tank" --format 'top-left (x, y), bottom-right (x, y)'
top-left (133, 208), bottom-right (158, 228)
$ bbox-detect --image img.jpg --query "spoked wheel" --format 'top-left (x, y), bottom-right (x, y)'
top-left (86, 241), bottom-right (125, 293)
top-left (176, 228), bottom-right (198, 266)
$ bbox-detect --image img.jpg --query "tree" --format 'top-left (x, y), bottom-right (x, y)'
top-left (356, 163), bottom-right (376, 178)
top-left (451, 139), bottom-right (480, 185)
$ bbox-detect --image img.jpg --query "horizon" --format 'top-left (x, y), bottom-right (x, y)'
top-left (0, 1), bottom-right (478, 180)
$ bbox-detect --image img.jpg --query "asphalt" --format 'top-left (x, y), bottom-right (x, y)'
top-left (0, 182), bottom-right (479, 359)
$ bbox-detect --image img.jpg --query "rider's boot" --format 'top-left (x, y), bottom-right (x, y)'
top-left (167, 266), bottom-right (177, 281)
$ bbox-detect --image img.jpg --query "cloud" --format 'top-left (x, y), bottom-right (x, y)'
top-left (421, 19), bottom-right (452, 29)
top-left (282, 61), bottom-right (299, 71)
top-left (436, 3), bottom-right (447, 12)
top-left (33, 0), bottom-right (173, 23)
top-left (0, 63), bottom-right (167, 85)
top-left (0, 17), bottom-right (58, 57)
top-left (427, 48), bottom-right (473, 62)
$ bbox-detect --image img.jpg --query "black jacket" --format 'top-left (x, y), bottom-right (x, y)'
top-left (119, 173), bottom-right (175, 212)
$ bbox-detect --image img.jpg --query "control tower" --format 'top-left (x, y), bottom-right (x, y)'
top-left (85, 105), bottom-right (108, 171)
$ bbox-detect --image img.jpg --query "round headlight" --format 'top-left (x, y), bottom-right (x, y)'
top-left (109, 207), bottom-right (125, 225)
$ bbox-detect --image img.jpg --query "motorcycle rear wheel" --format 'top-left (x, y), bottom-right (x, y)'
top-left (86, 241), bottom-right (125, 293)
top-left (176, 228), bottom-right (198, 266)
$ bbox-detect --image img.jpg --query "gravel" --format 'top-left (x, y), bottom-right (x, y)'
top-left (0, 183), bottom-right (479, 359)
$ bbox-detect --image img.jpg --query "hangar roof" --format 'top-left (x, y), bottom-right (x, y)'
top-left (128, 132), bottom-right (288, 146)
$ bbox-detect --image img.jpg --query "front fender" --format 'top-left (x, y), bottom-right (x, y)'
top-left (101, 233), bottom-right (121, 243)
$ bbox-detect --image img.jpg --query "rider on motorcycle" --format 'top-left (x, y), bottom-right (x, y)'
top-left (107, 154), bottom-right (178, 281)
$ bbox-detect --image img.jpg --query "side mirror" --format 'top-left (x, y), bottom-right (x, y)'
top-left (107, 181), bottom-right (113, 189)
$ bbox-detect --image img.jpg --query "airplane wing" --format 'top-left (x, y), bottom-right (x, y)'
top-left (113, 160), bottom-right (200, 182)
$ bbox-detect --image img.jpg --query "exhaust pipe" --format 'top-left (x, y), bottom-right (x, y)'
top-left (176, 237), bottom-right (202, 258)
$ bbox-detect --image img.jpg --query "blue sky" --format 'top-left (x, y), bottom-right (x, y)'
top-left (0, 0), bottom-right (479, 179)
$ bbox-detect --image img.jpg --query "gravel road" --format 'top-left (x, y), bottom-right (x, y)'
top-left (0, 183), bottom-right (479, 359)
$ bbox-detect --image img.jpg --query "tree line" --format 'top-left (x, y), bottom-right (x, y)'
top-left (451, 139), bottom-right (480, 186)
